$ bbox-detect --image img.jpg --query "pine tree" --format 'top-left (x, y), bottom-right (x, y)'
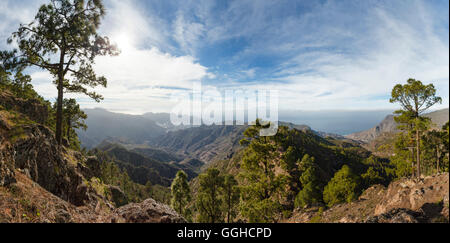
top-left (323, 165), bottom-right (360, 207)
top-left (222, 174), bottom-right (240, 223)
top-left (170, 170), bottom-right (191, 217)
top-left (390, 79), bottom-right (442, 177)
top-left (196, 168), bottom-right (224, 223)
top-left (5, 0), bottom-right (119, 145)
top-left (61, 98), bottom-right (87, 147)
top-left (280, 146), bottom-right (302, 203)
top-left (239, 119), bottom-right (287, 223)
top-left (443, 122), bottom-right (450, 171)
top-left (422, 129), bottom-right (446, 174)
top-left (294, 155), bottom-right (323, 208)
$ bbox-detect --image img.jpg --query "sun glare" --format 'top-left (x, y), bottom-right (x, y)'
top-left (114, 34), bottom-right (134, 52)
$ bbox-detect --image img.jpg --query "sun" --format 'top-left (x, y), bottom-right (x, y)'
top-left (113, 34), bottom-right (134, 52)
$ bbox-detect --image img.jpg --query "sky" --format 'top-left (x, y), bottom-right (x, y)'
top-left (0, 0), bottom-right (449, 115)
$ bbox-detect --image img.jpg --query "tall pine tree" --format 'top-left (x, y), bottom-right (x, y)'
top-left (5, 0), bottom-right (119, 145)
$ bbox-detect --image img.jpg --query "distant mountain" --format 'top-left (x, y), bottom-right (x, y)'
top-left (425, 108), bottom-right (450, 128)
top-left (79, 108), bottom-right (351, 164)
top-left (142, 112), bottom-right (192, 130)
top-left (96, 141), bottom-right (198, 186)
top-left (77, 108), bottom-right (166, 148)
top-left (346, 108), bottom-right (449, 143)
top-left (149, 124), bottom-right (248, 165)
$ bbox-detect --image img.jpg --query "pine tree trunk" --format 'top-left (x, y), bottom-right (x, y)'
top-left (416, 129), bottom-right (420, 177)
top-left (55, 51), bottom-right (65, 145)
top-left (227, 192), bottom-right (231, 223)
top-left (409, 147), bottom-right (415, 177)
top-left (436, 147), bottom-right (440, 173)
top-left (56, 79), bottom-right (64, 145)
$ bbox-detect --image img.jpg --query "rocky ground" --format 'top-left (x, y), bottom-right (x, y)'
top-left (287, 173), bottom-right (449, 223)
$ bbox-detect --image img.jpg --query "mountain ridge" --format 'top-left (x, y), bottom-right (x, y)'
top-left (78, 108), bottom-right (350, 149)
top-left (346, 108), bottom-right (449, 143)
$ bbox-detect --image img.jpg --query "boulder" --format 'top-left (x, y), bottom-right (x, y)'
top-left (107, 185), bottom-right (128, 207)
top-left (115, 198), bottom-right (186, 223)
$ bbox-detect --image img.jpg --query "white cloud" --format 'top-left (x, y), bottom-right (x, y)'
top-left (101, 0), bottom-right (169, 51)
top-left (0, 0), bottom-right (46, 49)
top-left (20, 0), bottom-right (213, 115)
top-left (3, 0), bottom-right (449, 114)
top-left (94, 47), bottom-right (208, 89)
top-left (173, 12), bottom-right (206, 55)
top-left (90, 0), bottom-right (212, 114)
top-left (250, 1), bottom-right (450, 111)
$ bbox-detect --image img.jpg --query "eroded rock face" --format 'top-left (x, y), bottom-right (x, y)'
top-left (374, 173), bottom-right (449, 215)
top-left (0, 145), bottom-right (15, 186)
top-left (115, 198), bottom-right (186, 223)
top-left (0, 124), bottom-right (15, 186)
top-left (13, 125), bottom-right (92, 206)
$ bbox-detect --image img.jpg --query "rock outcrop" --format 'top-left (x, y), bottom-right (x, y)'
top-left (0, 142), bottom-right (15, 186)
top-left (374, 173), bottom-right (449, 215)
top-left (107, 185), bottom-right (128, 207)
top-left (365, 208), bottom-right (428, 223)
top-left (13, 124), bottom-right (95, 206)
top-left (287, 173), bottom-right (449, 223)
top-left (115, 198), bottom-right (186, 223)
top-left (0, 91), bottom-right (48, 124)
top-left (0, 113), bottom-right (15, 186)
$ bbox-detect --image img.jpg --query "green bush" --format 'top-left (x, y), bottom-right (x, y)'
top-left (323, 165), bottom-right (360, 207)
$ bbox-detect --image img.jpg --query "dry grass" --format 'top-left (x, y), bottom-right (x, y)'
top-left (0, 171), bottom-right (119, 223)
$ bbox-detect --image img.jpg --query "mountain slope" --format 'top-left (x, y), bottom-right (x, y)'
top-left (96, 142), bottom-right (197, 186)
top-left (346, 108), bottom-right (449, 142)
top-left (149, 124), bottom-right (248, 165)
top-left (77, 108), bottom-right (166, 148)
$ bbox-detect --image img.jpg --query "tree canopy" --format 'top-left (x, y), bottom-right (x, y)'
top-left (4, 0), bottom-right (119, 144)
top-left (170, 170), bottom-right (191, 218)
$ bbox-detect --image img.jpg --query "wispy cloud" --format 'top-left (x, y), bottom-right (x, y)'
top-left (1, 0), bottom-right (448, 114)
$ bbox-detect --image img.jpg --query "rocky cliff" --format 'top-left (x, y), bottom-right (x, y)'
top-left (287, 173), bottom-right (449, 223)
